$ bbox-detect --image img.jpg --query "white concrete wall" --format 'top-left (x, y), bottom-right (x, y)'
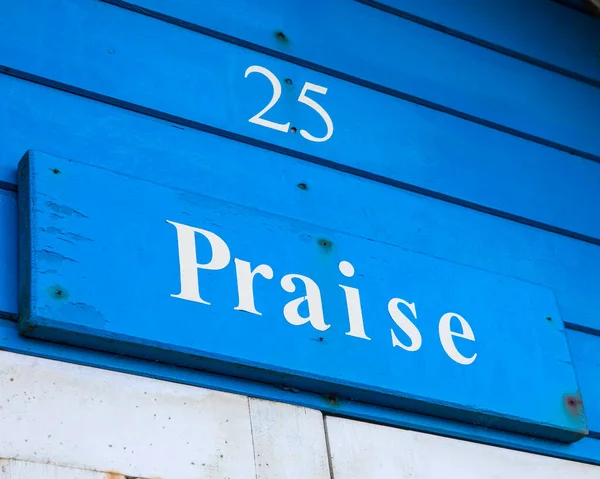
top-left (0, 350), bottom-right (598, 479)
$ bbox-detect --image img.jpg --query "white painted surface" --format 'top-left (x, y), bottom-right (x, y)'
top-left (0, 350), bottom-right (255, 479)
top-left (249, 398), bottom-right (331, 479)
top-left (326, 416), bottom-right (600, 479)
top-left (0, 458), bottom-right (108, 479)
top-left (0, 351), bottom-right (331, 479)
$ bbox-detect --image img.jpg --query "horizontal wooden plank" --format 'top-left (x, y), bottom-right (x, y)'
top-left (0, 189), bottom-right (17, 318)
top-left (19, 151), bottom-right (587, 442)
top-left (0, 76), bottom-right (599, 336)
top-left (87, 0), bottom-right (600, 158)
top-left (1, 65), bottom-right (600, 245)
top-left (1, 318), bottom-right (599, 464)
top-left (325, 416), bottom-right (600, 479)
top-left (568, 330), bottom-right (600, 437)
top-left (369, 0), bottom-right (600, 83)
top-left (0, 78), bottom-right (600, 333)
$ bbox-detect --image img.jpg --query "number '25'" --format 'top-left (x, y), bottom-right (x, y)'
top-left (244, 65), bottom-right (334, 143)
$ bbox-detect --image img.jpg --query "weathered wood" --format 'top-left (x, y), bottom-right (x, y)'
top-left (0, 350), bottom-right (256, 479)
top-left (249, 398), bottom-right (330, 479)
top-left (18, 151), bottom-right (587, 442)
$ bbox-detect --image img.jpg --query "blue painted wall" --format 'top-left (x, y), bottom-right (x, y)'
top-left (0, 0), bottom-right (599, 464)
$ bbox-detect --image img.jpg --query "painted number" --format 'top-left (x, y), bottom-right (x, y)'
top-left (244, 65), bottom-right (291, 133)
top-left (244, 65), bottom-right (334, 142)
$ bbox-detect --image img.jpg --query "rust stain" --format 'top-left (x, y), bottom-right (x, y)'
top-left (104, 473), bottom-right (161, 479)
top-left (104, 473), bottom-right (126, 479)
top-left (564, 393), bottom-right (584, 416)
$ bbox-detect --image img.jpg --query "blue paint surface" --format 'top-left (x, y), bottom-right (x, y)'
top-left (0, 189), bottom-right (17, 317)
top-left (113, 0), bottom-right (600, 84)
top-left (38, 0), bottom-right (597, 154)
top-left (568, 330), bottom-right (600, 437)
top-left (1, 0), bottom-right (600, 160)
top-left (0, 0), bottom-right (598, 464)
top-left (0, 76), bottom-right (599, 336)
top-left (19, 151), bottom-right (587, 442)
top-left (371, 0), bottom-right (600, 83)
top-left (1, 73), bottom-right (600, 245)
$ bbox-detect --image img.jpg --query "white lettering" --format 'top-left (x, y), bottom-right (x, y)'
top-left (167, 219), bottom-right (480, 364)
top-left (234, 259), bottom-right (274, 315)
top-left (281, 274), bottom-right (330, 331)
top-left (339, 261), bottom-right (370, 340)
top-left (438, 312), bottom-right (477, 365)
top-left (167, 220), bottom-right (231, 305)
top-left (388, 298), bottom-right (422, 351)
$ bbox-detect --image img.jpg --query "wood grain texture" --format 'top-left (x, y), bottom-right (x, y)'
top-left (325, 416), bottom-right (600, 479)
top-left (249, 398), bottom-right (330, 479)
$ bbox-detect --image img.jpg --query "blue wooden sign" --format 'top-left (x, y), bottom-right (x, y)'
top-left (19, 151), bottom-right (587, 442)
